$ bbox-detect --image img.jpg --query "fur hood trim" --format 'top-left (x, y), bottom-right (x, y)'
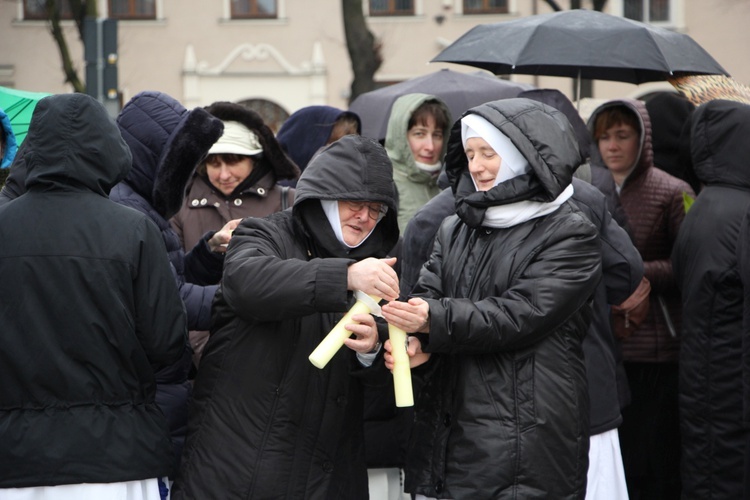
top-left (153, 107), bottom-right (223, 219)
top-left (205, 101), bottom-right (300, 181)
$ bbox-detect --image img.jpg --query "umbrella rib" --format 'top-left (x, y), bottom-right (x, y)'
top-left (646, 31), bottom-right (675, 78)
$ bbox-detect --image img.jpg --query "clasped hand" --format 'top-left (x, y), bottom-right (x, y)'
top-left (381, 297), bottom-right (431, 369)
top-left (343, 257), bottom-right (399, 354)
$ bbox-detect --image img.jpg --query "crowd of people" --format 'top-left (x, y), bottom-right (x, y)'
top-left (0, 82), bottom-right (747, 500)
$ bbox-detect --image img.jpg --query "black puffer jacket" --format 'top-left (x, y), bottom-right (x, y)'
top-left (174, 135), bottom-right (399, 499)
top-left (400, 178), bottom-right (641, 437)
top-left (672, 99), bottom-right (750, 499)
top-left (0, 93), bottom-right (186, 487)
top-left (405, 98), bottom-right (602, 499)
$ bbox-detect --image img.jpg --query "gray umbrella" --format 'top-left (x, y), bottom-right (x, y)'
top-left (348, 68), bottom-right (533, 140)
top-left (431, 9), bottom-right (728, 85)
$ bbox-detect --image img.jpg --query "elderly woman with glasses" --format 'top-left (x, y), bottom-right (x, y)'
top-left (173, 135), bottom-right (401, 500)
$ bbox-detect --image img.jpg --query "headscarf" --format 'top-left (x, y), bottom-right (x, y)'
top-left (460, 114), bottom-right (573, 228)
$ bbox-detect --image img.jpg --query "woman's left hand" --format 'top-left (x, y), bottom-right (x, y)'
top-left (384, 336), bottom-right (430, 369)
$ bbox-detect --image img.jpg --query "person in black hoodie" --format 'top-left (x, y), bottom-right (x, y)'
top-left (645, 91), bottom-right (700, 195)
top-left (382, 98), bottom-right (602, 499)
top-left (673, 99), bottom-right (750, 499)
top-left (0, 93), bottom-right (187, 499)
top-left (173, 135), bottom-right (401, 499)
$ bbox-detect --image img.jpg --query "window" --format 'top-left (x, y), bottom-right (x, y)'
top-left (623, 0), bottom-right (670, 23)
top-left (238, 99), bottom-right (288, 133)
top-left (108, 0), bottom-right (156, 20)
top-left (369, 0), bottom-right (414, 17)
top-left (23, 0), bottom-right (74, 21)
top-left (231, 0), bottom-right (277, 19)
top-left (463, 0), bottom-right (508, 15)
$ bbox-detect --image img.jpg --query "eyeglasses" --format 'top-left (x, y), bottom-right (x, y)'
top-left (342, 200), bottom-right (388, 221)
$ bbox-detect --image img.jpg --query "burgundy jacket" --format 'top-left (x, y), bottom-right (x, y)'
top-left (589, 99), bottom-right (695, 363)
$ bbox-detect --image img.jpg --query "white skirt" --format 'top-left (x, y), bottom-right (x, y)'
top-left (586, 428), bottom-right (629, 500)
top-left (0, 478), bottom-right (165, 500)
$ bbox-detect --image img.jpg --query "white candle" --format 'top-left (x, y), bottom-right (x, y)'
top-left (388, 324), bottom-right (414, 407)
top-left (309, 298), bottom-right (375, 369)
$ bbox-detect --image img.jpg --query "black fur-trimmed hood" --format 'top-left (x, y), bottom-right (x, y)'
top-left (205, 101), bottom-right (299, 181)
top-left (116, 91), bottom-right (224, 219)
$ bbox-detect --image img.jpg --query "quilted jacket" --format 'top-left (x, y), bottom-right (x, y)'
top-left (405, 98), bottom-right (602, 499)
top-left (588, 99), bottom-right (695, 363)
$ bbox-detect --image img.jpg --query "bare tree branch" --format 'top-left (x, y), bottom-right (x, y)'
top-left (593, 0), bottom-right (608, 12)
top-left (45, 0), bottom-right (85, 92)
top-left (541, 0), bottom-right (564, 11)
top-left (342, 0), bottom-right (381, 104)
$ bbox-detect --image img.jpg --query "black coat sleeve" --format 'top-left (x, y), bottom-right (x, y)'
top-left (222, 216), bottom-right (353, 323)
top-left (134, 217), bottom-right (188, 368)
top-left (737, 210), bottom-right (750, 428)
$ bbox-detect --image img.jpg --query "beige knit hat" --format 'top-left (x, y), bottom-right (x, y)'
top-left (208, 120), bottom-right (263, 156)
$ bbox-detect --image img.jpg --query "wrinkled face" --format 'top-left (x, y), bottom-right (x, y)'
top-left (466, 137), bottom-right (502, 191)
top-left (337, 200), bottom-right (384, 246)
top-left (407, 114), bottom-right (444, 165)
top-left (597, 122), bottom-right (640, 175)
top-left (206, 155), bottom-right (254, 196)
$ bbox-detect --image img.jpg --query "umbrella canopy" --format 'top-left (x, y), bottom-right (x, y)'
top-left (432, 9), bottom-right (728, 85)
top-left (0, 86), bottom-right (52, 145)
top-left (348, 68), bottom-right (533, 140)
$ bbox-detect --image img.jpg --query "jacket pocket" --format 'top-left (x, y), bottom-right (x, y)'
top-left (514, 353), bottom-right (536, 432)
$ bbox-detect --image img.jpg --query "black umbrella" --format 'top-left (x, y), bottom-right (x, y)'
top-left (431, 9), bottom-right (728, 85)
top-left (348, 68), bottom-right (533, 140)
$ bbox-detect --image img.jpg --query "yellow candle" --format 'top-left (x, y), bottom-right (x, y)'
top-left (388, 324), bottom-right (414, 407)
top-left (309, 299), bottom-right (374, 369)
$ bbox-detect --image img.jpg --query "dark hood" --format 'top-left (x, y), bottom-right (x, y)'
top-left (293, 134), bottom-right (399, 257)
top-left (519, 88), bottom-right (595, 162)
top-left (645, 92), bottom-right (695, 184)
top-left (24, 93), bottom-right (131, 196)
top-left (276, 105), bottom-right (360, 172)
top-left (445, 98), bottom-right (581, 228)
top-left (116, 91), bottom-right (223, 219)
top-left (689, 99), bottom-right (750, 189)
top-left (206, 101), bottom-right (300, 181)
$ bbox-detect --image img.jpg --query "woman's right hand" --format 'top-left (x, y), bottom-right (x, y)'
top-left (347, 257), bottom-right (399, 301)
top-left (384, 335), bottom-right (430, 370)
top-left (207, 218), bottom-right (242, 253)
top-left (381, 297), bottom-right (430, 333)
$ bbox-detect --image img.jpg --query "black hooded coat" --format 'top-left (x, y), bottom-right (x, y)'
top-left (404, 99), bottom-right (602, 499)
top-left (672, 100), bottom-right (750, 499)
top-left (0, 94), bottom-right (186, 487)
top-left (173, 135), bottom-right (399, 499)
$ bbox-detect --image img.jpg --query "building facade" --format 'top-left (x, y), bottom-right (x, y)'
top-left (1, 0), bottom-right (748, 129)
